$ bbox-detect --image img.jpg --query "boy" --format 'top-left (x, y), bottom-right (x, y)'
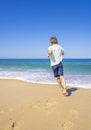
top-left (48, 37), bottom-right (67, 96)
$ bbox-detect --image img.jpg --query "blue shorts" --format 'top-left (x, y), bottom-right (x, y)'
top-left (51, 62), bottom-right (63, 77)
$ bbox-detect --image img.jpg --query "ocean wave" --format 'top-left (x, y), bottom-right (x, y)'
top-left (0, 70), bottom-right (91, 88)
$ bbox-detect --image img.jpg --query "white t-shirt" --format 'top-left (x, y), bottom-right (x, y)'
top-left (48, 44), bottom-right (64, 66)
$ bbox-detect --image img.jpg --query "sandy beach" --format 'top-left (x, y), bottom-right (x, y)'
top-left (0, 79), bottom-right (91, 130)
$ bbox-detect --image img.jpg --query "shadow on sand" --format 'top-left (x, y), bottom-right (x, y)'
top-left (67, 87), bottom-right (79, 96)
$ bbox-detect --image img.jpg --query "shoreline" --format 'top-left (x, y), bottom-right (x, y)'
top-left (0, 77), bottom-right (90, 89)
top-left (0, 79), bottom-right (91, 130)
top-left (0, 78), bottom-right (57, 85)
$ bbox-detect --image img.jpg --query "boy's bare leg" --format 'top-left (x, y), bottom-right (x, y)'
top-left (60, 76), bottom-right (67, 95)
top-left (57, 76), bottom-right (67, 95)
top-left (57, 77), bottom-right (64, 92)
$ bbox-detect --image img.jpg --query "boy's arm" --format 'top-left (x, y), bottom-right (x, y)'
top-left (61, 47), bottom-right (64, 55)
top-left (61, 49), bottom-right (64, 55)
top-left (48, 50), bottom-right (52, 57)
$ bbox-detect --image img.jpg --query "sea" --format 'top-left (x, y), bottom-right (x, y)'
top-left (0, 58), bottom-right (91, 88)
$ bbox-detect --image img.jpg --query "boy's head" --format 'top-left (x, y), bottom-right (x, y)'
top-left (50, 37), bottom-right (58, 45)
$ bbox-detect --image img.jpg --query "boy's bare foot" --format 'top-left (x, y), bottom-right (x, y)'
top-left (63, 88), bottom-right (68, 96)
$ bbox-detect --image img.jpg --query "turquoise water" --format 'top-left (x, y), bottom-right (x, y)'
top-left (0, 59), bottom-right (91, 88)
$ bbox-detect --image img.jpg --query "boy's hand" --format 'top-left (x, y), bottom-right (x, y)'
top-left (62, 50), bottom-right (64, 55)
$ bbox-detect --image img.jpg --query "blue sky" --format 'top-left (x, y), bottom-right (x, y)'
top-left (0, 0), bottom-right (91, 58)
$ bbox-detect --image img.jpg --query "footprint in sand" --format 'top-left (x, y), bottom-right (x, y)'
top-left (70, 109), bottom-right (78, 119)
top-left (11, 120), bottom-right (24, 130)
top-left (16, 120), bottom-right (24, 126)
top-left (32, 98), bottom-right (58, 114)
top-left (62, 121), bottom-right (74, 130)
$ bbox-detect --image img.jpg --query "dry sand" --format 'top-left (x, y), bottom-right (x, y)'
top-left (0, 79), bottom-right (91, 130)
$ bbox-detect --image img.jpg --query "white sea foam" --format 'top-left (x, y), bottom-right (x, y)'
top-left (0, 70), bottom-right (91, 88)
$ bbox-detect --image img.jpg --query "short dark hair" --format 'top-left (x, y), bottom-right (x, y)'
top-left (50, 37), bottom-right (58, 44)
